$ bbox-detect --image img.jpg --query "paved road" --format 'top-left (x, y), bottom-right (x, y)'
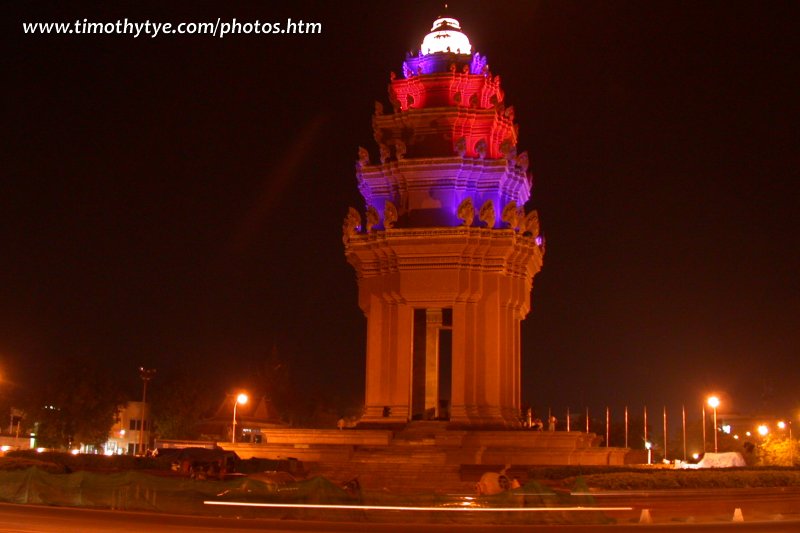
top-left (591, 486), bottom-right (800, 525)
top-left (2, 488), bottom-right (800, 532)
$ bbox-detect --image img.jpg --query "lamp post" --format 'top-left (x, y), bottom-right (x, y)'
top-left (682, 404), bottom-right (687, 462)
top-left (138, 367), bottom-right (156, 455)
top-left (707, 396), bottom-right (720, 453)
top-left (624, 406), bottom-right (629, 449)
top-left (702, 405), bottom-right (706, 453)
top-left (231, 393), bottom-right (248, 444)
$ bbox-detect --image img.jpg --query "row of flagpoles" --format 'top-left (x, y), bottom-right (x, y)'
top-left (543, 405), bottom-right (715, 461)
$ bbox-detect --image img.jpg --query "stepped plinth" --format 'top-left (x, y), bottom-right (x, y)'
top-left (226, 424), bottom-right (632, 492)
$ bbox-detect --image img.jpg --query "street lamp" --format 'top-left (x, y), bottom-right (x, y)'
top-left (707, 396), bottom-right (720, 453)
top-left (231, 393), bottom-right (248, 444)
top-left (138, 367), bottom-right (156, 455)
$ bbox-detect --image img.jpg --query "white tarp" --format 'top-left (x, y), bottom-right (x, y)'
top-left (693, 452), bottom-right (747, 468)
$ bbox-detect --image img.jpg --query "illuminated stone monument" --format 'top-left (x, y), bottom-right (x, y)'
top-left (345, 17), bottom-right (544, 428)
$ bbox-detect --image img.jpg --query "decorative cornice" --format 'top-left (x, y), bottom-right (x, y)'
top-left (372, 106), bottom-right (516, 160)
top-left (345, 227), bottom-right (543, 281)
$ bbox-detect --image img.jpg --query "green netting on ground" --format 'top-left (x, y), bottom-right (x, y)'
top-left (0, 468), bottom-right (612, 524)
top-left (0, 468), bottom-right (362, 515)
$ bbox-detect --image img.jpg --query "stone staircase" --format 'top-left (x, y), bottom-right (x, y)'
top-left (308, 458), bottom-right (470, 494)
top-left (307, 422), bottom-right (474, 493)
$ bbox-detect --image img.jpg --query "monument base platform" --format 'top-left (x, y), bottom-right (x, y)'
top-left (223, 422), bottom-right (639, 492)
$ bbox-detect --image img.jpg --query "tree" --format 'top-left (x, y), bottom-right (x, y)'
top-left (757, 434), bottom-right (799, 466)
top-left (251, 344), bottom-right (290, 419)
top-left (150, 370), bottom-right (216, 440)
top-left (32, 359), bottom-right (126, 449)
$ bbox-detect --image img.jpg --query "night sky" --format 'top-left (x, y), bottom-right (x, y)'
top-left (3, 1), bottom-right (798, 421)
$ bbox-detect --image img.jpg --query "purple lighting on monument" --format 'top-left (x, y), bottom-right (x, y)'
top-left (470, 52), bottom-right (488, 76)
top-left (354, 15), bottom-right (535, 231)
top-left (402, 51), bottom-right (489, 79)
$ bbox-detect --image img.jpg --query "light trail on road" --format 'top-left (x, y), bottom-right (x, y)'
top-left (204, 500), bottom-right (633, 512)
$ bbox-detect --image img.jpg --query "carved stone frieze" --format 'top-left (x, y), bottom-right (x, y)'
top-left (342, 207), bottom-right (362, 244)
top-left (357, 157), bottom-right (532, 215)
top-left (388, 87), bottom-right (401, 113)
top-left (500, 138), bottom-right (516, 159)
top-left (365, 205), bottom-right (380, 233)
top-left (371, 106), bottom-right (518, 159)
top-left (379, 144), bottom-right (391, 164)
top-left (357, 147), bottom-right (370, 167)
top-left (383, 200), bottom-right (398, 229)
top-left (394, 140), bottom-right (407, 160)
top-left (457, 197), bottom-right (475, 226)
top-left (522, 209), bottom-right (540, 238)
top-left (454, 136), bottom-right (467, 157)
top-left (515, 151), bottom-right (529, 173)
top-left (501, 200), bottom-right (519, 229)
top-left (479, 199), bottom-right (495, 228)
top-left (475, 139), bottom-right (488, 159)
top-left (345, 226), bottom-right (543, 283)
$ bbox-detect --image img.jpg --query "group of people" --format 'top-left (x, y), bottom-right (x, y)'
top-left (525, 408), bottom-right (558, 431)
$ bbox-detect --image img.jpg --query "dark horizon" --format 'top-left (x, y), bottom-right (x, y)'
top-left (3, 1), bottom-right (798, 421)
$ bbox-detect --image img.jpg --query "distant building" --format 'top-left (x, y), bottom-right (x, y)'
top-left (0, 408), bottom-right (32, 452)
top-left (103, 401), bottom-right (152, 455)
top-left (718, 412), bottom-right (793, 441)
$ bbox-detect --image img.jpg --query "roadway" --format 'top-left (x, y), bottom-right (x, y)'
top-left (1, 486), bottom-right (800, 532)
top-left (591, 486), bottom-right (800, 525)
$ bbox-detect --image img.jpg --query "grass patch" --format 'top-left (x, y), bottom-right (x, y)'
top-left (0, 456), bottom-right (66, 474)
top-left (555, 468), bottom-right (800, 490)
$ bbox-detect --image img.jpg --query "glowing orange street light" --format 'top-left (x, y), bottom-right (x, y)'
top-left (757, 424), bottom-right (769, 436)
top-left (231, 393), bottom-right (249, 444)
top-left (707, 396), bottom-right (720, 453)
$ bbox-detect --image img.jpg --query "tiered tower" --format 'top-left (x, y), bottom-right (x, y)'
top-left (344, 17), bottom-right (544, 428)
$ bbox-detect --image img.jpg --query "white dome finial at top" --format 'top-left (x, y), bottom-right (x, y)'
top-left (421, 16), bottom-right (472, 56)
